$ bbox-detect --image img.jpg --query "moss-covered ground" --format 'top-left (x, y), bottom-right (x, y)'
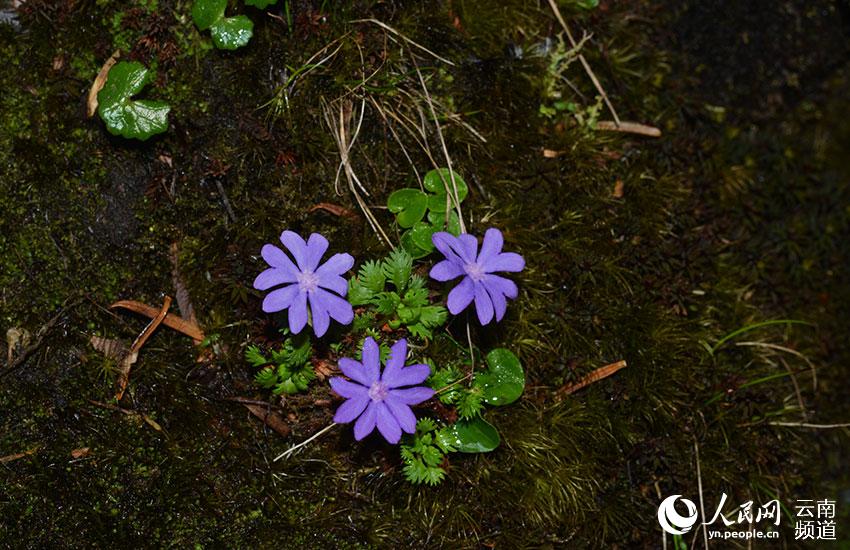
top-left (1, 0), bottom-right (848, 547)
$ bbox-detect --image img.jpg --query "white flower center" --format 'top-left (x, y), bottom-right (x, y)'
top-left (464, 262), bottom-right (486, 282)
top-left (368, 381), bottom-right (389, 402)
top-left (297, 270), bottom-right (319, 293)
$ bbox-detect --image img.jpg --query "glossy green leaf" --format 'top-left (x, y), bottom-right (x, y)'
top-left (97, 61), bottom-right (170, 140)
top-left (409, 221), bottom-right (437, 252)
top-left (400, 230), bottom-right (432, 259)
top-left (244, 0), bottom-right (278, 7)
top-left (427, 209), bottom-right (461, 235)
top-left (439, 417), bottom-right (500, 453)
top-left (473, 348), bottom-right (524, 406)
top-left (423, 168), bottom-right (468, 211)
top-left (387, 188), bottom-right (428, 228)
top-left (210, 16), bottom-right (253, 50)
top-left (191, 0), bottom-right (226, 30)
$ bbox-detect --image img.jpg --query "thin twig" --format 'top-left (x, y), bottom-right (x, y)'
top-left (694, 437), bottom-right (709, 550)
top-left (768, 422), bottom-right (850, 429)
top-left (1, 298), bottom-right (79, 378)
top-left (546, 0), bottom-right (621, 126)
top-left (274, 422), bottom-right (338, 461)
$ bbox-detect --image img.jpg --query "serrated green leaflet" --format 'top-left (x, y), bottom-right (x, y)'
top-left (192, 0), bottom-right (254, 50)
top-left (440, 417), bottom-right (500, 453)
top-left (97, 61), bottom-right (170, 140)
top-left (473, 348), bottom-right (525, 406)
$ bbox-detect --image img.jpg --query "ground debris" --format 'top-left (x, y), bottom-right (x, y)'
top-left (555, 360), bottom-right (628, 398)
top-left (88, 400), bottom-right (163, 432)
top-left (86, 50), bottom-right (120, 118)
top-left (110, 298), bottom-right (204, 342)
top-left (243, 404), bottom-right (291, 438)
top-left (0, 447), bottom-right (39, 464)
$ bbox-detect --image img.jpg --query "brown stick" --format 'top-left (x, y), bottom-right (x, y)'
top-left (110, 300), bottom-right (205, 342)
top-left (596, 120), bottom-right (662, 137)
top-left (556, 360), bottom-right (628, 397)
top-left (115, 296), bottom-right (171, 401)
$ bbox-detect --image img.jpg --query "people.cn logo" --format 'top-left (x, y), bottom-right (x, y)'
top-left (657, 495), bottom-right (699, 535)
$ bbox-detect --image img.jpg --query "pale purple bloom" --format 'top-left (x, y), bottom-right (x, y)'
top-left (330, 337), bottom-right (434, 444)
top-left (430, 228), bottom-right (525, 325)
top-left (253, 230), bottom-right (354, 337)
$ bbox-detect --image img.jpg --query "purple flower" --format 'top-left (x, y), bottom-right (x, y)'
top-left (253, 230), bottom-right (354, 337)
top-left (330, 337), bottom-right (434, 444)
top-left (429, 228), bottom-right (525, 325)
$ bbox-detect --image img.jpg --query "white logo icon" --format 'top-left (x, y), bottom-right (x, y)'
top-left (658, 495), bottom-right (699, 535)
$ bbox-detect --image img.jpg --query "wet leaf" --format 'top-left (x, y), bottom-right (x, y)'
top-left (400, 230), bottom-right (432, 259)
top-left (387, 188), bottom-right (428, 228)
top-left (97, 61), bottom-right (170, 140)
top-left (192, 0), bottom-right (254, 50)
top-left (408, 221), bottom-right (437, 252)
top-left (423, 168), bottom-right (468, 211)
top-left (210, 16), bottom-right (254, 50)
top-left (427, 209), bottom-right (461, 235)
top-left (473, 348), bottom-right (525, 406)
top-left (439, 417), bottom-right (500, 453)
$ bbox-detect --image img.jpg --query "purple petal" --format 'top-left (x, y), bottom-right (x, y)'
top-left (354, 401), bottom-right (378, 440)
top-left (315, 288), bottom-right (353, 324)
top-left (254, 267), bottom-right (297, 291)
top-left (374, 402), bottom-right (402, 444)
top-left (473, 282), bottom-right (494, 325)
top-left (316, 252), bottom-right (355, 277)
top-left (329, 377), bottom-right (368, 399)
top-left (388, 386), bottom-right (434, 406)
top-left (316, 272), bottom-right (347, 295)
top-left (308, 291), bottom-right (330, 337)
top-left (486, 252), bottom-right (525, 273)
top-left (287, 290), bottom-right (308, 333)
top-left (279, 231), bottom-right (309, 271)
top-left (333, 393), bottom-right (370, 424)
top-left (430, 259), bottom-right (464, 281)
top-left (338, 358), bottom-right (375, 386)
top-left (483, 274), bottom-right (518, 299)
top-left (477, 228), bottom-right (504, 263)
top-left (484, 281), bottom-right (508, 322)
top-left (381, 339), bottom-right (408, 385)
top-left (261, 244), bottom-right (300, 275)
top-left (457, 234), bottom-right (480, 262)
top-left (361, 337), bottom-right (381, 383)
top-left (262, 284), bottom-right (300, 313)
top-left (384, 395), bottom-right (417, 433)
top-left (432, 232), bottom-right (469, 264)
top-left (384, 364), bottom-right (431, 389)
top-left (304, 233), bottom-right (329, 271)
top-left (447, 276), bottom-right (475, 315)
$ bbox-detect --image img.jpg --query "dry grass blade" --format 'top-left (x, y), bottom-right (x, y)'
top-left (87, 50), bottom-right (120, 118)
top-left (89, 400), bottom-right (163, 432)
top-left (351, 19), bottom-right (455, 66)
top-left (555, 360), bottom-right (628, 397)
top-left (109, 299), bottom-right (204, 342)
top-left (309, 202), bottom-right (360, 221)
top-left (169, 242), bottom-right (201, 345)
top-left (0, 447), bottom-right (39, 464)
top-left (596, 120), bottom-right (661, 137)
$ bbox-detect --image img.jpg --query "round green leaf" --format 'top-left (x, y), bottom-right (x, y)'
top-left (191, 0), bottom-right (226, 31)
top-left (210, 16), bottom-right (254, 50)
top-left (97, 62), bottom-right (170, 141)
top-left (409, 221), bottom-right (437, 252)
top-left (244, 0), bottom-right (278, 7)
top-left (427, 210), bottom-right (462, 235)
top-left (439, 417), bottom-right (500, 453)
top-left (423, 168), bottom-right (468, 207)
top-left (387, 188), bottom-right (428, 228)
top-left (400, 231), bottom-right (432, 259)
top-left (473, 348), bottom-right (525, 406)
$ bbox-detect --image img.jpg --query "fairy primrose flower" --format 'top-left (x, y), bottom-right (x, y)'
top-left (330, 337), bottom-right (434, 444)
top-left (429, 228), bottom-right (525, 325)
top-left (253, 230), bottom-right (354, 337)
